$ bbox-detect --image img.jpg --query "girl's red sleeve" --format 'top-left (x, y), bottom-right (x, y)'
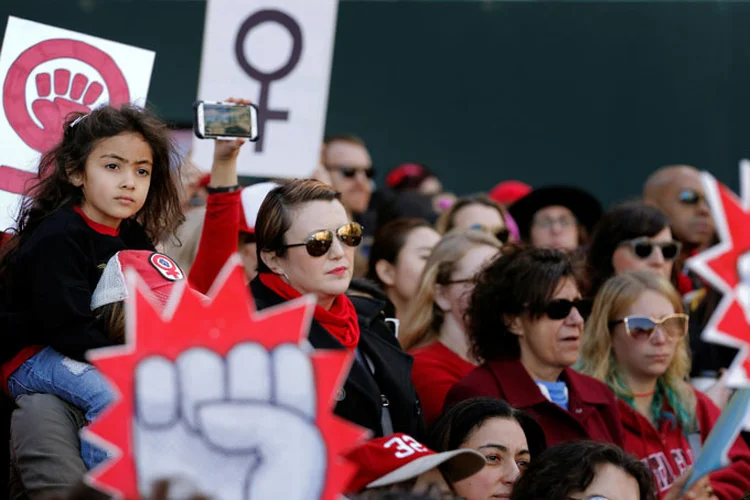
top-left (188, 191), bottom-right (241, 295)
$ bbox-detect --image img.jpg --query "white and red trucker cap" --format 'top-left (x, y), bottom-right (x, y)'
top-left (239, 182), bottom-right (278, 234)
top-left (344, 433), bottom-right (486, 493)
top-left (91, 251), bottom-right (188, 310)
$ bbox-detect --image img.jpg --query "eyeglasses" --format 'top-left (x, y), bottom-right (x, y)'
top-left (678, 189), bottom-right (705, 206)
top-left (279, 222), bottom-right (364, 257)
top-left (545, 298), bottom-right (592, 320)
top-left (326, 165), bottom-right (376, 180)
top-left (568, 497), bottom-right (611, 500)
top-left (469, 224), bottom-right (510, 244)
top-left (619, 237), bottom-right (682, 261)
top-left (608, 313), bottom-right (689, 340)
top-left (532, 215), bottom-right (576, 230)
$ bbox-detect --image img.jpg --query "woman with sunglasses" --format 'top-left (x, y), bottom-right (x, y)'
top-left (578, 271), bottom-right (750, 499)
top-left (436, 195), bottom-right (516, 244)
top-left (399, 229), bottom-right (503, 426)
top-left (586, 202), bottom-right (681, 298)
top-left (444, 246), bottom-right (624, 447)
top-left (252, 179), bottom-right (426, 439)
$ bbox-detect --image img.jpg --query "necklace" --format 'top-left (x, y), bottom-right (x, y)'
top-left (632, 389), bottom-right (655, 398)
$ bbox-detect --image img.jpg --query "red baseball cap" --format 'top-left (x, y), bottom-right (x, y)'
top-left (345, 433), bottom-right (486, 493)
top-left (239, 182), bottom-right (278, 234)
top-left (91, 250), bottom-right (195, 310)
top-left (489, 180), bottom-right (532, 206)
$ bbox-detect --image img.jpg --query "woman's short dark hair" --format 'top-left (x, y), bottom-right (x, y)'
top-left (510, 441), bottom-right (655, 500)
top-left (367, 218), bottom-right (432, 287)
top-left (467, 246), bottom-right (575, 362)
top-left (255, 179), bottom-right (341, 273)
top-left (429, 397), bottom-right (547, 460)
top-left (586, 201), bottom-right (671, 297)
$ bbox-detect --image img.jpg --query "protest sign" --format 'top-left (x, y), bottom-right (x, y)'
top-left (687, 161), bottom-right (750, 388)
top-left (0, 16), bottom-right (155, 230)
top-left (191, 0), bottom-right (339, 178)
top-left (85, 255), bottom-right (367, 499)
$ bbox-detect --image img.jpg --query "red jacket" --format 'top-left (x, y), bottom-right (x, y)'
top-left (619, 390), bottom-right (750, 499)
top-left (444, 358), bottom-right (624, 447)
top-left (410, 341), bottom-right (475, 426)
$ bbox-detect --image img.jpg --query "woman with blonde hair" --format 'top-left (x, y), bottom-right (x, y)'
top-left (578, 271), bottom-right (750, 499)
top-left (400, 229), bottom-right (502, 426)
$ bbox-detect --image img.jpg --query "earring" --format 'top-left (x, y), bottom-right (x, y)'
top-left (281, 271), bottom-right (290, 282)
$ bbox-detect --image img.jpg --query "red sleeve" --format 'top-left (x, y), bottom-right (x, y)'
top-left (188, 191), bottom-right (241, 295)
top-left (695, 390), bottom-right (750, 500)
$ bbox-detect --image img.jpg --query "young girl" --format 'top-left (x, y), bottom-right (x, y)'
top-left (0, 104), bottom-right (183, 470)
top-left (578, 271), bottom-right (750, 499)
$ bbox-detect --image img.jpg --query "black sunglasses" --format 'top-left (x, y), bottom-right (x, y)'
top-left (327, 165), bottom-right (376, 179)
top-left (620, 237), bottom-right (682, 261)
top-left (545, 298), bottom-right (592, 320)
top-left (280, 223), bottom-right (364, 257)
top-left (678, 189), bottom-right (704, 206)
top-left (469, 224), bottom-right (510, 244)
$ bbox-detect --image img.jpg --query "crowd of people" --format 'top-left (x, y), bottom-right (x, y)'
top-left (0, 100), bottom-right (748, 500)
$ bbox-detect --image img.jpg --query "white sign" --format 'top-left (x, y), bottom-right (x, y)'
top-left (191, 0), bottom-right (339, 178)
top-left (0, 17), bottom-right (155, 231)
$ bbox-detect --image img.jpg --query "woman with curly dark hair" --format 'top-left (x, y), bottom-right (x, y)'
top-left (443, 246), bottom-right (624, 447)
top-left (509, 441), bottom-right (656, 500)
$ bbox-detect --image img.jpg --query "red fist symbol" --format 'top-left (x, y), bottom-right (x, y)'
top-left (3, 39), bottom-right (130, 153)
top-left (32, 70), bottom-right (104, 139)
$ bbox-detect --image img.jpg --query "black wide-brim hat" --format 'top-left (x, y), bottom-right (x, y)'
top-left (508, 186), bottom-right (603, 240)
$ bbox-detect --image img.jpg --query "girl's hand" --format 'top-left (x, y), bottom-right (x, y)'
top-left (209, 97), bottom-right (251, 187)
top-left (664, 471), bottom-right (717, 500)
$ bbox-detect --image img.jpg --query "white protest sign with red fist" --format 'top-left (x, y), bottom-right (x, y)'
top-left (191, 0), bottom-right (339, 178)
top-left (0, 16), bottom-right (155, 231)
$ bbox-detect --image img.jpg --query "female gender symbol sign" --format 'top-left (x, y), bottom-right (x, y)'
top-left (234, 9), bottom-right (303, 153)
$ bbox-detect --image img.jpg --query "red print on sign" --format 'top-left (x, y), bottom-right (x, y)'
top-left (3, 38), bottom-right (130, 154)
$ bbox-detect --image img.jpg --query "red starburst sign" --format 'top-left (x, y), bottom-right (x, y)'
top-left (83, 255), bottom-right (367, 499)
top-left (686, 161), bottom-right (750, 388)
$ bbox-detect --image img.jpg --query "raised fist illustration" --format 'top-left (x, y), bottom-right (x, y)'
top-left (133, 343), bottom-right (326, 500)
top-left (31, 69), bottom-right (103, 134)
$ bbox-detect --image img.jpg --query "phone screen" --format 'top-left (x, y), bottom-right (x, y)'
top-left (202, 103), bottom-right (256, 139)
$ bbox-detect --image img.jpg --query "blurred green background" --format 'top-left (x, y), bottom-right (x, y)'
top-left (0, 0), bottom-right (747, 206)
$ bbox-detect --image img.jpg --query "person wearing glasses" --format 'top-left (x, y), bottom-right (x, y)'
top-left (444, 246), bottom-right (624, 447)
top-left (509, 441), bottom-right (656, 500)
top-left (252, 179), bottom-right (426, 439)
top-left (321, 135), bottom-right (375, 219)
top-left (578, 272), bottom-right (750, 499)
top-left (436, 195), bottom-right (516, 244)
top-left (508, 186), bottom-right (602, 252)
top-left (399, 230), bottom-right (502, 426)
top-left (586, 202), bottom-right (681, 298)
top-left (643, 165), bottom-right (715, 260)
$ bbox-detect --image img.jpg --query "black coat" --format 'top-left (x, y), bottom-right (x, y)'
top-left (250, 277), bottom-right (426, 440)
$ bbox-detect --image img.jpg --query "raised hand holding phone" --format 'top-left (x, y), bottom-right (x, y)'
top-left (194, 99), bottom-right (259, 142)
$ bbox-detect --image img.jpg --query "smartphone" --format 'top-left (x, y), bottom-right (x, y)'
top-left (193, 100), bottom-right (259, 141)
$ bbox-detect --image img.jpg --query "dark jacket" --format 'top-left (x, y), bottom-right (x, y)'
top-left (250, 277), bottom-right (426, 440)
top-left (444, 358), bottom-right (624, 447)
top-left (0, 206), bottom-right (153, 363)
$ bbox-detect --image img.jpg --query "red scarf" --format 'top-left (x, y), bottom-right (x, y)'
top-left (259, 273), bottom-right (360, 350)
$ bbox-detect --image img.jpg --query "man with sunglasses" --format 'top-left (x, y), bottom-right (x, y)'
top-left (643, 165), bottom-right (715, 258)
top-left (321, 135), bottom-right (375, 220)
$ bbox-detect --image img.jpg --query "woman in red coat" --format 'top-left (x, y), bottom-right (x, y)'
top-left (444, 246), bottom-right (624, 447)
top-left (578, 271), bottom-right (750, 499)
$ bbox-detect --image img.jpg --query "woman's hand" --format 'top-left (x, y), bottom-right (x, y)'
top-left (664, 470), bottom-right (718, 500)
top-left (209, 97), bottom-right (250, 187)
